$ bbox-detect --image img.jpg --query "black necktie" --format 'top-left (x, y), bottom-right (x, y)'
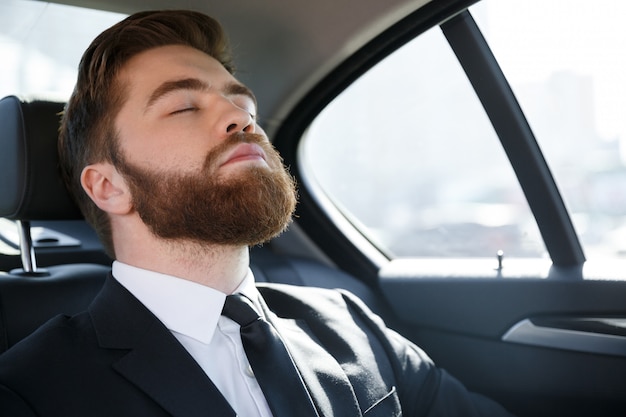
top-left (221, 294), bottom-right (318, 417)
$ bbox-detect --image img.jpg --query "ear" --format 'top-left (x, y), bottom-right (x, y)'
top-left (80, 163), bottom-right (132, 215)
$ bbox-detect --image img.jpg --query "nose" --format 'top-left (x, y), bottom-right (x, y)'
top-left (226, 115), bottom-right (255, 134)
top-left (219, 100), bottom-right (256, 136)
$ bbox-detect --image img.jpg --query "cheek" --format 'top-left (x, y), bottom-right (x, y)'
top-left (122, 128), bottom-right (214, 173)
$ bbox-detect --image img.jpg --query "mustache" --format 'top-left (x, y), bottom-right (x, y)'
top-left (202, 132), bottom-right (274, 171)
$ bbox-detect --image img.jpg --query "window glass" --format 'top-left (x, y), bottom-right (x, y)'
top-left (301, 26), bottom-right (545, 258)
top-left (0, 0), bottom-right (126, 99)
top-left (473, 0), bottom-right (626, 259)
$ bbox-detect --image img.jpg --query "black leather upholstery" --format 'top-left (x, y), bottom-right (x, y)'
top-left (0, 264), bottom-right (108, 352)
top-left (0, 96), bottom-right (82, 220)
top-left (0, 96), bottom-right (110, 353)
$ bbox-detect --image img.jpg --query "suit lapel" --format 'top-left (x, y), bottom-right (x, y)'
top-left (89, 276), bottom-right (235, 417)
top-left (257, 294), bottom-right (363, 417)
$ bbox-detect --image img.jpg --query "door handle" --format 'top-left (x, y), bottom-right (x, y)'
top-left (502, 318), bottom-right (626, 357)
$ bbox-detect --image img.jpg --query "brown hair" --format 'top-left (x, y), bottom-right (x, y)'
top-left (58, 10), bottom-right (234, 257)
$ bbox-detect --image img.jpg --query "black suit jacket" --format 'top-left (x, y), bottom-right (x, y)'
top-left (0, 276), bottom-right (513, 416)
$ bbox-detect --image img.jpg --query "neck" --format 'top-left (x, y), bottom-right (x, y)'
top-left (114, 227), bottom-right (251, 294)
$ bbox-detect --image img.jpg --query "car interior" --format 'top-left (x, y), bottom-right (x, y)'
top-left (1, 0), bottom-right (625, 416)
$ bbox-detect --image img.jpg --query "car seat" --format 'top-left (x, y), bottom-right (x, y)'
top-left (0, 96), bottom-right (110, 353)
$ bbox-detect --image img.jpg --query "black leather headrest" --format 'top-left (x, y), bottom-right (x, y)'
top-left (0, 95), bottom-right (83, 220)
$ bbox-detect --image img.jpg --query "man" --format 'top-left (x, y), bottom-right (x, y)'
top-left (0, 10), bottom-right (513, 417)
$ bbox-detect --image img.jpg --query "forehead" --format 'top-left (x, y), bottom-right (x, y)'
top-left (118, 44), bottom-right (237, 95)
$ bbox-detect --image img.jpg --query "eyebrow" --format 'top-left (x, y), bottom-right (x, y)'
top-left (145, 77), bottom-right (257, 112)
top-left (224, 83), bottom-right (258, 111)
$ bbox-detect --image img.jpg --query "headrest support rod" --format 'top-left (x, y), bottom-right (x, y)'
top-left (16, 220), bottom-right (38, 274)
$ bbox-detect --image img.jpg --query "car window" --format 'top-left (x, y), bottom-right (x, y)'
top-left (472, 0), bottom-right (626, 260)
top-left (300, 21), bottom-right (545, 259)
top-left (0, 0), bottom-right (125, 99)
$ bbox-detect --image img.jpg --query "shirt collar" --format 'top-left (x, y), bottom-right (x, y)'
top-left (112, 261), bottom-right (258, 344)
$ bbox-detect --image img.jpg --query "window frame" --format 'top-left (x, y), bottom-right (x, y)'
top-left (440, 10), bottom-right (584, 266)
top-left (273, 0), bottom-right (583, 282)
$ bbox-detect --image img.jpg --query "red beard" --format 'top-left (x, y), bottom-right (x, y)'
top-left (116, 132), bottom-right (297, 246)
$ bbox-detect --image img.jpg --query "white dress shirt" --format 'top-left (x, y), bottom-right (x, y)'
top-left (112, 261), bottom-right (273, 417)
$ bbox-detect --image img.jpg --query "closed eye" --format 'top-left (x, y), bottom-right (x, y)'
top-left (170, 107), bottom-right (198, 115)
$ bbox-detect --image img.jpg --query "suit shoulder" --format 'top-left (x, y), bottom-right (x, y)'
top-left (257, 281), bottom-right (342, 298)
top-left (257, 282), bottom-right (348, 308)
top-left (257, 282), bottom-right (379, 325)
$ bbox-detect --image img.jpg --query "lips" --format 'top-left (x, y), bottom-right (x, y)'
top-left (219, 143), bottom-right (268, 168)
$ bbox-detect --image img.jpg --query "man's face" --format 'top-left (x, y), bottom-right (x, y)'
top-left (112, 44), bottom-right (296, 246)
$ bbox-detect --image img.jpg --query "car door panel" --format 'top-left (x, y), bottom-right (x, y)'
top-left (378, 260), bottom-right (626, 417)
